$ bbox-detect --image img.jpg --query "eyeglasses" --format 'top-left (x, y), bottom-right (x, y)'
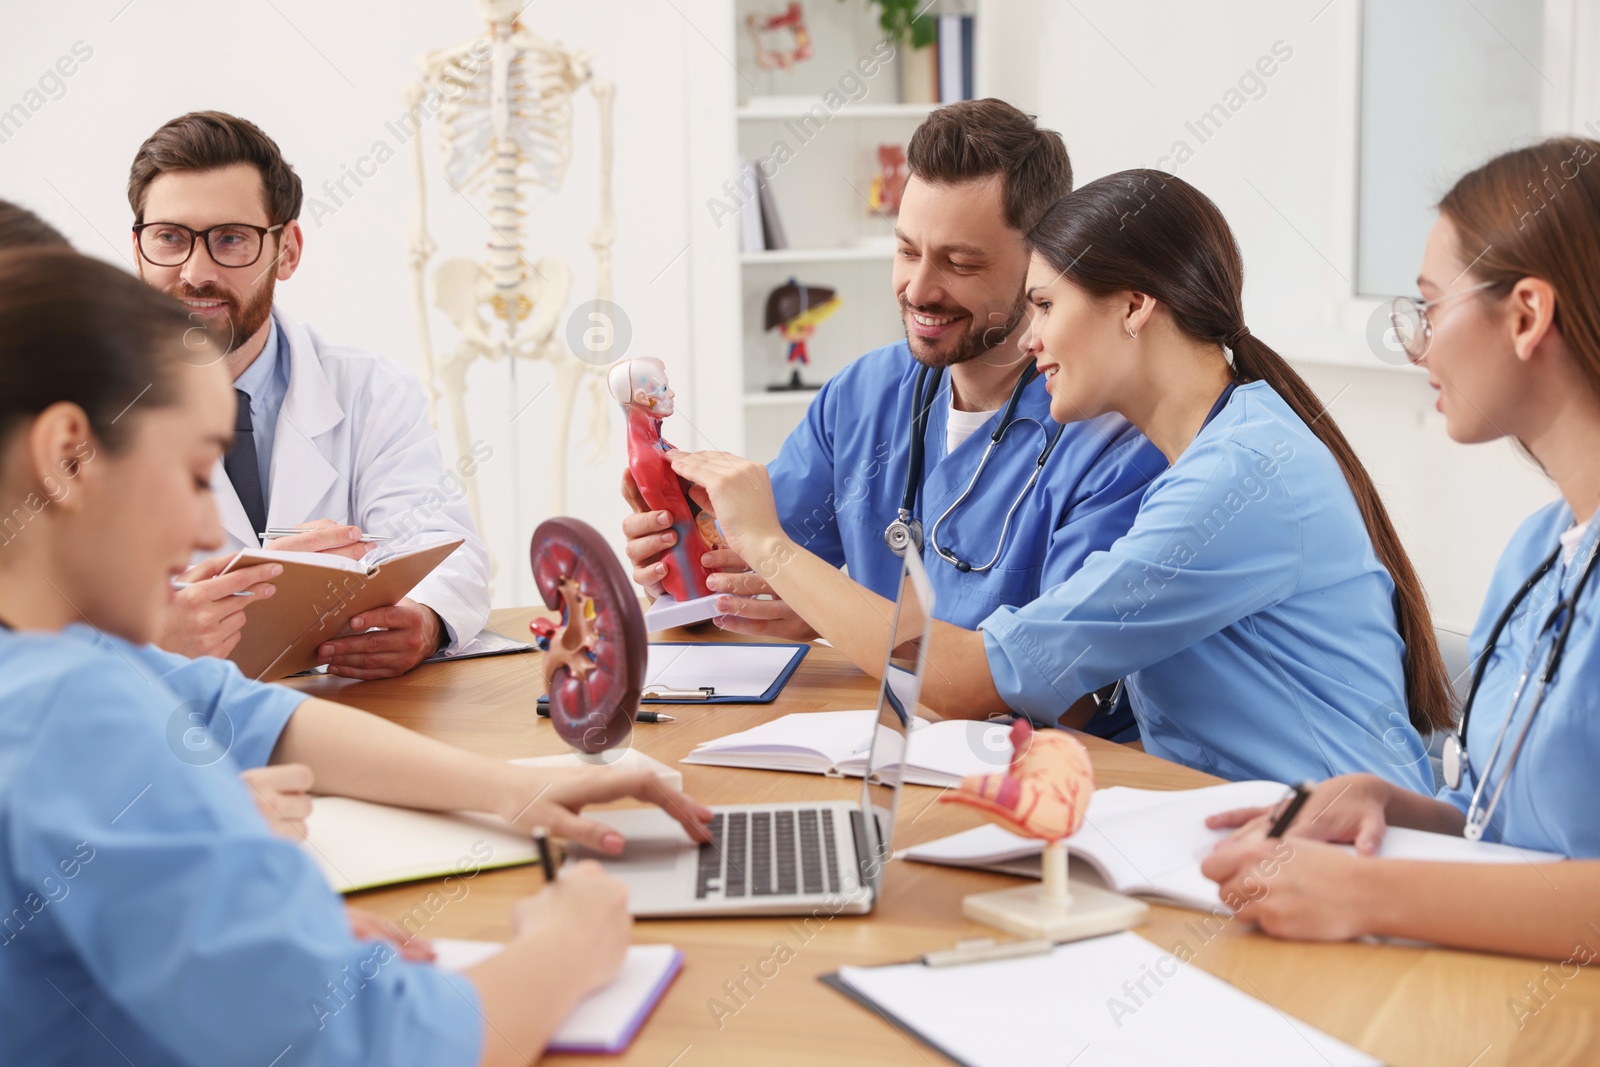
top-left (1388, 280), bottom-right (1498, 361)
top-left (132, 221), bottom-right (285, 269)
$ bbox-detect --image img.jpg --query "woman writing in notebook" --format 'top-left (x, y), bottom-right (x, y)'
top-left (0, 247), bottom-right (710, 1065)
top-left (669, 170), bottom-right (1453, 789)
top-left (1203, 140), bottom-right (1600, 959)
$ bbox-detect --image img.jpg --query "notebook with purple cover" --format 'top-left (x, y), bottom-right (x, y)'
top-left (433, 940), bottom-right (683, 1053)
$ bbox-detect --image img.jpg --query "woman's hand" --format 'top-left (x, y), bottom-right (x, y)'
top-left (240, 763), bottom-right (315, 841)
top-left (496, 767), bottom-right (714, 854)
top-left (347, 906), bottom-right (436, 962)
top-left (1201, 832), bottom-right (1384, 943)
top-left (665, 450), bottom-right (789, 567)
top-left (1205, 773), bottom-right (1393, 855)
top-left (513, 860), bottom-right (632, 996)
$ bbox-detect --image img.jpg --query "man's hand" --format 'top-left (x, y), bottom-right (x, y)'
top-left (240, 763), bottom-right (314, 840)
top-left (703, 549), bottom-right (819, 640)
top-left (262, 519), bottom-right (380, 562)
top-left (620, 471), bottom-right (671, 597)
top-left (315, 598), bottom-right (445, 679)
top-left (159, 554), bottom-right (280, 659)
top-left (623, 470), bottom-right (815, 638)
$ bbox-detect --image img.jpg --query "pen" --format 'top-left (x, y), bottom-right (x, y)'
top-left (1266, 780), bottom-right (1315, 838)
top-left (259, 528), bottom-right (393, 542)
top-left (170, 581), bottom-right (252, 597)
top-left (533, 826), bottom-right (557, 883)
top-left (536, 707), bottom-right (675, 723)
top-left (921, 937), bottom-right (1054, 967)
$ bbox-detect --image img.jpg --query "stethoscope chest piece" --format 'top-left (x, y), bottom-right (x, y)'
top-left (1441, 732), bottom-right (1467, 791)
top-left (885, 513), bottom-right (923, 557)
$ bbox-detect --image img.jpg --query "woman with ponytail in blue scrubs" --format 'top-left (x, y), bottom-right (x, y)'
top-left (668, 171), bottom-right (1453, 790)
top-left (1204, 139), bottom-right (1600, 961)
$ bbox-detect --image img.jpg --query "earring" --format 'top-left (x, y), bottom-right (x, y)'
top-left (1126, 325), bottom-right (1137, 339)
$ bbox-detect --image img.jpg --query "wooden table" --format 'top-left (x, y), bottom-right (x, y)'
top-left (287, 608), bottom-right (1600, 1067)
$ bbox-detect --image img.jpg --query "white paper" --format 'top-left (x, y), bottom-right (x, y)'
top-left (681, 709), bottom-right (1011, 787)
top-left (835, 931), bottom-right (1379, 1066)
top-left (424, 628), bottom-right (535, 663)
top-left (642, 643), bottom-right (800, 698)
top-left (903, 781), bottom-right (1567, 911)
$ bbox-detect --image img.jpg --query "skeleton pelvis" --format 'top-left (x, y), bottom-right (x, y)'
top-left (431, 255), bottom-right (572, 344)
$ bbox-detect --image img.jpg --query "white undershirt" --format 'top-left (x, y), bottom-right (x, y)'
top-left (946, 402), bottom-right (998, 454)
top-left (1560, 517), bottom-right (1593, 565)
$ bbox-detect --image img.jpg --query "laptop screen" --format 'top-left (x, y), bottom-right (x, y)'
top-left (856, 547), bottom-right (935, 899)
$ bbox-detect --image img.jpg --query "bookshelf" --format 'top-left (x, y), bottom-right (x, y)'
top-left (726, 0), bottom-right (984, 462)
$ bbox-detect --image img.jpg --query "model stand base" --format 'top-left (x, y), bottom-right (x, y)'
top-left (962, 840), bottom-right (1147, 941)
top-left (643, 592), bottom-right (722, 631)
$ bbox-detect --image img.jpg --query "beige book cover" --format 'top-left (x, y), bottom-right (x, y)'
top-left (220, 539), bottom-right (462, 681)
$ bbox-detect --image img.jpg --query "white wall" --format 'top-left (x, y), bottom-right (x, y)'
top-left (0, 0), bottom-right (740, 607)
top-left (980, 0), bottom-right (1562, 630)
top-left (1, 0), bottom-right (1576, 628)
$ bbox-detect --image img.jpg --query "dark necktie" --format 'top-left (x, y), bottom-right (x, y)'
top-left (224, 388), bottom-right (268, 543)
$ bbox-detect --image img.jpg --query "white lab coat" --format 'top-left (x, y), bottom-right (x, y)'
top-left (205, 307), bottom-right (491, 648)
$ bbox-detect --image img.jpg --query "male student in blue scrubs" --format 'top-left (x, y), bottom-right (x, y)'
top-left (623, 99), bottom-right (1166, 737)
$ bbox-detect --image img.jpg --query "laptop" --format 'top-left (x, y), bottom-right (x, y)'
top-left (567, 549), bottom-right (935, 917)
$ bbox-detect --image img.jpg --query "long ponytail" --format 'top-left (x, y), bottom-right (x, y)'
top-left (1028, 171), bottom-right (1454, 734)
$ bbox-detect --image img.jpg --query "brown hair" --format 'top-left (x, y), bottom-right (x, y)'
top-left (0, 248), bottom-right (193, 453)
top-left (907, 98), bottom-right (1072, 233)
top-left (127, 111), bottom-right (303, 225)
top-left (0, 200), bottom-right (69, 250)
top-left (1439, 138), bottom-right (1600, 400)
top-left (1027, 170), bottom-right (1454, 734)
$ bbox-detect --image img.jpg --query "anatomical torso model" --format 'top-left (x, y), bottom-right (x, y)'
top-left (609, 358), bottom-right (724, 628)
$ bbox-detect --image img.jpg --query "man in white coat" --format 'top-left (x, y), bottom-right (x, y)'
top-left (130, 111), bottom-right (490, 679)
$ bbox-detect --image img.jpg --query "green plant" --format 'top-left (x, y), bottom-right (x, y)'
top-left (855, 0), bottom-right (937, 48)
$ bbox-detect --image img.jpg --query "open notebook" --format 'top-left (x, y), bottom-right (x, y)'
top-left (680, 708), bottom-right (1015, 788)
top-left (902, 780), bottom-right (1565, 912)
top-left (435, 941), bottom-right (682, 1054)
top-left (301, 751), bottom-right (682, 893)
top-left (219, 538), bottom-right (462, 680)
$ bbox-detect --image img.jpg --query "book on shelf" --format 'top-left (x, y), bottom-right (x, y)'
top-left (937, 14), bottom-right (975, 103)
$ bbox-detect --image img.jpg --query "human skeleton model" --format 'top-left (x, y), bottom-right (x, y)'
top-left (408, 0), bottom-right (617, 545)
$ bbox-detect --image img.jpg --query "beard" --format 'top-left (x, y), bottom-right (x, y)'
top-left (900, 285), bottom-right (1029, 370)
top-left (166, 273), bottom-right (277, 354)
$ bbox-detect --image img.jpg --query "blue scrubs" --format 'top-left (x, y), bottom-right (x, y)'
top-left (1438, 502), bottom-right (1600, 856)
top-left (769, 340), bottom-right (1166, 734)
top-left (979, 381), bottom-right (1433, 790)
top-left (0, 625), bottom-right (482, 1066)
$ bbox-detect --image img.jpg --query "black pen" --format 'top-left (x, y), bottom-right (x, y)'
top-left (533, 826), bottom-right (557, 883)
top-left (536, 707), bottom-right (675, 723)
top-left (1266, 780), bottom-right (1315, 838)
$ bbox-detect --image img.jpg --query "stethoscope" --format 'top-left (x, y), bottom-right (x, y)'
top-left (883, 363), bottom-right (1065, 571)
top-left (1445, 519), bottom-right (1600, 841)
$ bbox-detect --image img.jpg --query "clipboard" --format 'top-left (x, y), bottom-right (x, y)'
top-left (538, 641), bottom-right (809, 705)
top-left (819, 973), bottom-right (974, 1067)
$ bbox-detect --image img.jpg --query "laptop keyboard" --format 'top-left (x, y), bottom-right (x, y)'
top-left (695, 808), bottom-right (841, 899)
